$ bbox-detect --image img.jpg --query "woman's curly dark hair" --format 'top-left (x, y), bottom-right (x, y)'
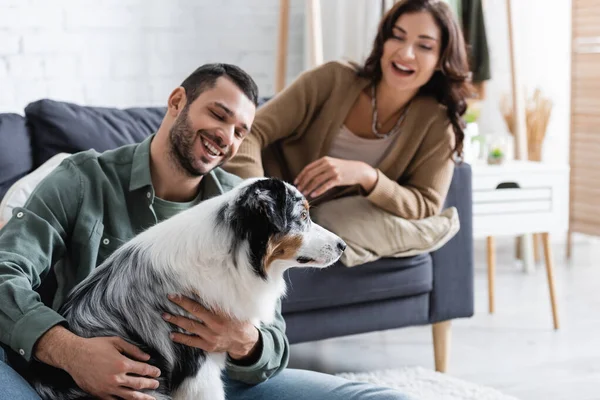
top-left (357, 0), bottom-right (472, 161)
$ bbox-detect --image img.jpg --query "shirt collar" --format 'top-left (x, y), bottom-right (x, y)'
top-left (201, 169), bottom-right (225, 200)
top-left (129, 134), bottom-right (154, 192)
top-left (128, 133), bottom-right (226, 199)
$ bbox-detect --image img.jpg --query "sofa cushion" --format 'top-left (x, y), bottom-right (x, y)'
top-left (0, 114), bottom-right (33, 202)
top-left (24, 99), bottom-right (166, 167)
top-left (281, 254), bottom-right (433, 314)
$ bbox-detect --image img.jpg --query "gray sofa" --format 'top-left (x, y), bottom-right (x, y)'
top-left (0, 99), bottom-right (474, 371)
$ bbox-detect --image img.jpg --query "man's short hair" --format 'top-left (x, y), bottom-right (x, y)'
top-left (180, 63), bottom-right (259, 107)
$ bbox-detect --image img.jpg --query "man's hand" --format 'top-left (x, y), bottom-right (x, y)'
top-left (294, 157), bottom-right (378, 198)
top-left (35, 325), bottom-right (161, 400)
top-left (164, 294), bottom-right (261, 362)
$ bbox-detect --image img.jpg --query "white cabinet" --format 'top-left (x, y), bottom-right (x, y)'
top-left (472, 161), bottom-right (570, 238)
top-left (470, 160), bottom-right (568, 330)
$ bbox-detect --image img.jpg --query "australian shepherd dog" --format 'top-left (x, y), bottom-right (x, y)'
top-left (26, 177), bottom-right (346, 400)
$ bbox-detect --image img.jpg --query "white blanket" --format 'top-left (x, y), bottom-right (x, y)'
top-left (0, 153), bottom-right (71, 223)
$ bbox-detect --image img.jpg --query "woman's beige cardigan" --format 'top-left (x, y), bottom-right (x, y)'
top-left (223, 61), bottom-right (456, 220)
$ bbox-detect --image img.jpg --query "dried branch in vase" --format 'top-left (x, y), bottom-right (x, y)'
top-left (500, 88), bottom-right (553, 161)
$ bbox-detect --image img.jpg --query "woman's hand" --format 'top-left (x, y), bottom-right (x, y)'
top-left (294, 156), bottom-right (378, 198)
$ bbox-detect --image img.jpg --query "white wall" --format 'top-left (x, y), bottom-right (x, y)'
top-left (0, 0), bottom-right (572, 167)
top-left (309, 0), bottom-right (382, 68)
top-left (478, 0), bottom-right (572, 165)
top-left (0, 0), bottom-right (305, 113)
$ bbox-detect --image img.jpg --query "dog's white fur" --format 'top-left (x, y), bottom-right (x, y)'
top-left (28, 177), bottom-right (345, 400)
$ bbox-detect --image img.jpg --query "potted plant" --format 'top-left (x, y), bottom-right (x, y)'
top-left (487, 146), bottom-right (505, 165)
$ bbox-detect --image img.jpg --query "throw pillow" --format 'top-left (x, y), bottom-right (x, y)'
top-left (24, 99), bottom-right (166, 167)
top-left (310, 196), bottom-right (460, 267)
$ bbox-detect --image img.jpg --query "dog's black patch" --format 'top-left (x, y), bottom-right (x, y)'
top-left (171, 343), bottom-right (206, 390)
top-left (217, 204), bottom-right (239, 269)
top-left (121, 327), bottom-right (206, 394)
top-left (229, 179), bottom-right (299, 279)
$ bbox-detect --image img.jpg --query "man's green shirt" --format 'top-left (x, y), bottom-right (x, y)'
top-left (0, 134), bottom-right (289, 384)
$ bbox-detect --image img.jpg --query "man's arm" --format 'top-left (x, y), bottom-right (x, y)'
top-left (164, 294), bottom-right (290, 385)
top-left (227, 305), bottom-right (290, 384)
top-left (34, 325), bottom-right (80, 369)
top-left (0, 160), bottom-right (162, 399)
top-left (225, 299), bottom-right (290, 384)
top-left (0, 159), bottom-right (81, 361)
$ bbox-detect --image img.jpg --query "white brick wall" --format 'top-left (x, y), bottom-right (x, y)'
top-left (0, 0), bottom-right (305, 113)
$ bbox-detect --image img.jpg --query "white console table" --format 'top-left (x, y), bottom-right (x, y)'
top-left (471, 160), bottom-right (569, 330)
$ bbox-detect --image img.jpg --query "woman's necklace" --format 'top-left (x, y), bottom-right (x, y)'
top-left (371, 84), bottom-right (409, 139)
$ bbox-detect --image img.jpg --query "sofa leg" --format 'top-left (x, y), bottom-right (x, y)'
top-left (432, 321), bottom-right (451, 373)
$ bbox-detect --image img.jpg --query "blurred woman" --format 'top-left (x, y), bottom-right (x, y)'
top-left (225, 0), bottom-right (471, 220)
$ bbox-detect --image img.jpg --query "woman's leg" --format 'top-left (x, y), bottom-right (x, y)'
top-left (224, 368), bottom-right (413, 400)
top-left (0, 348), bottom-right (41, 400)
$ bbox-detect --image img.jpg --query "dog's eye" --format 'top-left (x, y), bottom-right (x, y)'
top-left (301, 211), bottom-right (308, 220)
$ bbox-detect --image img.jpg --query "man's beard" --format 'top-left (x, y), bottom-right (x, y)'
top-left (168, 106), bottom-right (230, 177)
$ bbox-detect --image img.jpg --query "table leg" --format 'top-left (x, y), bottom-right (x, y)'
top-left (533, 233), bottom-right (541, 263)
top-left (487, 236), bottom-right (495, 314)
top-left (541, 232), bottom-right (560, 330)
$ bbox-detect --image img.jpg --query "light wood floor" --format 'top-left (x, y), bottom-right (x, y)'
top-left (288, 235), bottom-right (600, 400)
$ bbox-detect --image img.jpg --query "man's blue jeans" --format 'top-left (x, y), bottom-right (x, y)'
top-left (1, 347), bottom-right (411, 400)
top-left (0, 347), bottom-right (41, 400)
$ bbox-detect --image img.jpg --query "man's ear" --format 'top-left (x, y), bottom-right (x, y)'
top-left (167, 87), bottom-right (187, 118)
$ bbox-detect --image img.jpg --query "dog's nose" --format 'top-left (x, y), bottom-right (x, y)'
top-left (337, 241), bottom-right (347, 252)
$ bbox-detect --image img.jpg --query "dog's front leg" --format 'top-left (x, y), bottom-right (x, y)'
top-left (172, 379), bottom-right (225, 400)
top-left (172, 357), bottom-right (226, 400)
top-left (143, 390), bottom-right (173, 400)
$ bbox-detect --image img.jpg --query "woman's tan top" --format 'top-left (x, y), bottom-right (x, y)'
top-left (223, 61), bottom-right (456, 220)
top-left (328, 124), bottom-right (400, 167)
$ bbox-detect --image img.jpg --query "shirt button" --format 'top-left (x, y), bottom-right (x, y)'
top-left (146, 192), bottom-right (151, 199)
top-left (16, 212), bottom-right (24, 218)
top-left (102, 238), bottom-right (110, 245)
top-left (19, 349), bottom-right (25, 356)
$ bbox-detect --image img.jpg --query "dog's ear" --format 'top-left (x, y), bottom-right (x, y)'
top-left (241, 182), bottom-right (287, 232)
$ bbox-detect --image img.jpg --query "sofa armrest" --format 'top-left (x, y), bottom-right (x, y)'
top-left (429, 162), bottom-right (474, 322)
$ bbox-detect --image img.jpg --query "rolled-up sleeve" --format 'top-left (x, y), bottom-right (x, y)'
top-left (225, 299), bottom-right (290, 384)
top-left (0, 159), bottom-right (81, 361)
